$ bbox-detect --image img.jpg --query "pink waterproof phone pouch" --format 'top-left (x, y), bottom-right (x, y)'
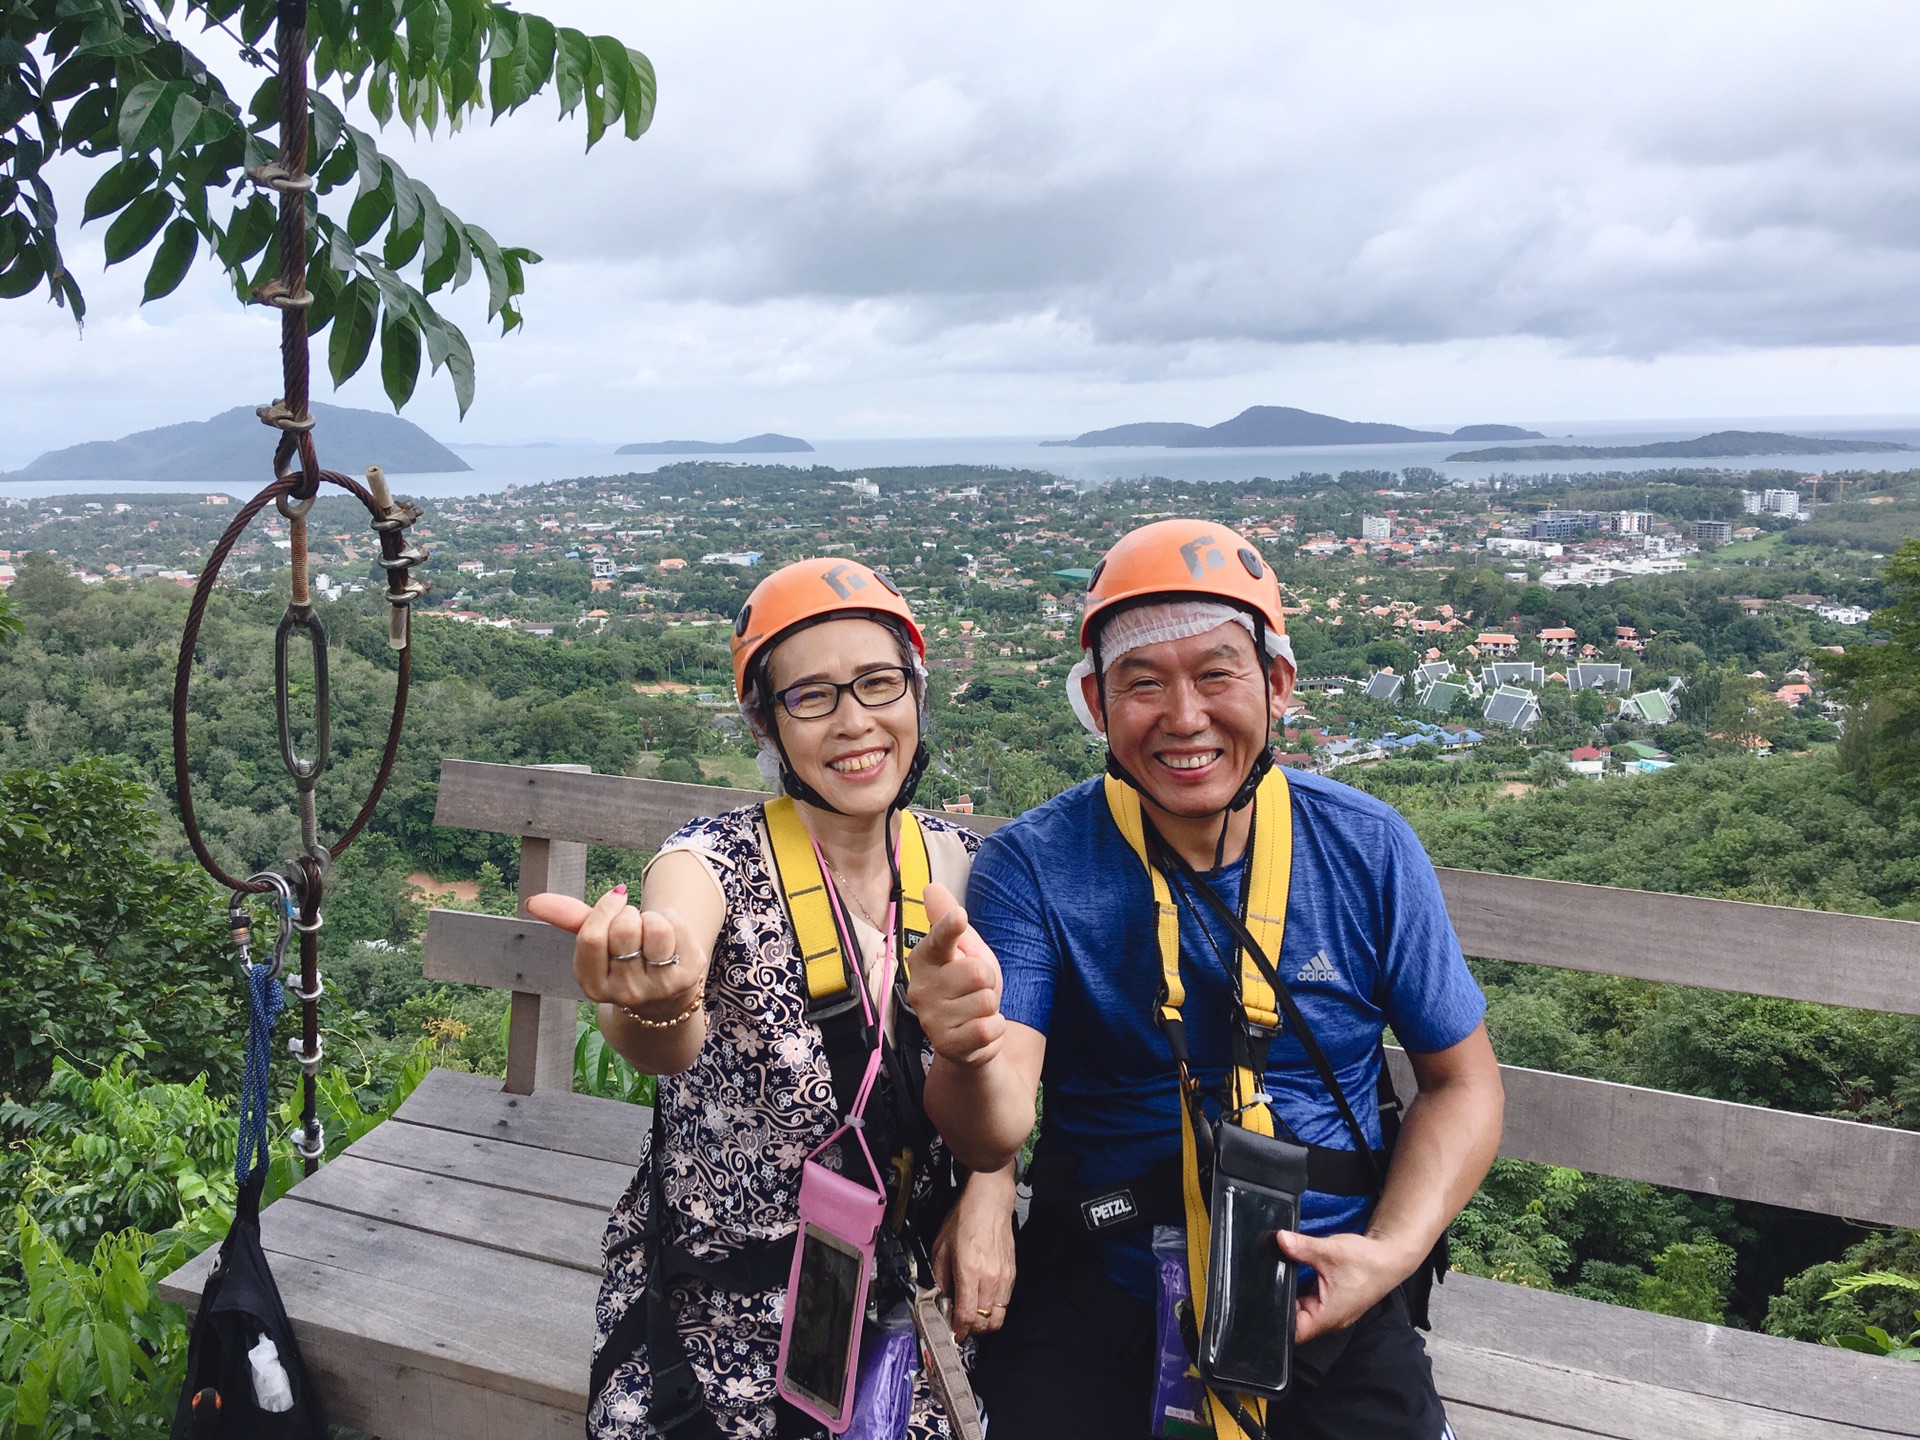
top-left (776, 852), bottom-right (897, 1433)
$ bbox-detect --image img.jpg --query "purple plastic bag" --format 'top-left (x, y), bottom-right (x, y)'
top-left (843, 1304), bottom-right (917, 1440)
top-left (1151, 1225), bottom-right (1216, 1439)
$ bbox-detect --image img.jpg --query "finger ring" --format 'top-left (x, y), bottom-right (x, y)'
top-left (645, 952), bottom-right (682, 969)
top-left (976, 1307), bottom-right (992, 1318)
top-left (609, 949), bottom-right (646, 963)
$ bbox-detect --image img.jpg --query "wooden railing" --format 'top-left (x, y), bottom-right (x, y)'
top-left (423, 758), bottom-right (1920, 1229)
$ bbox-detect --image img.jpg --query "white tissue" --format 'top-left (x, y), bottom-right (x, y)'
top-left (248, 1333), bottom-right (295, 1413)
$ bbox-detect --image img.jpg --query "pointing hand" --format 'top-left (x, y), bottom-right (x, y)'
top-left (525, 885), bottom-right (706, 1019)
top-left (907, 882), bottom-right (1007, 1067)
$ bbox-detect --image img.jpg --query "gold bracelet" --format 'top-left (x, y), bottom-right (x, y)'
top-left (619, 986), bottom-right (705, 1029)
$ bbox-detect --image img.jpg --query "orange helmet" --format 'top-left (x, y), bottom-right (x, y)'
top-left (1079, 518), bottom-right (1284, 650)
top-left (730, 558), bottom-right (925, 701)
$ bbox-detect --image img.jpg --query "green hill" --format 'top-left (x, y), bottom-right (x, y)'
top-left (1448, 430), bottom-right (1913, 462)
top-left (1, 403), bottom-right (470, 484)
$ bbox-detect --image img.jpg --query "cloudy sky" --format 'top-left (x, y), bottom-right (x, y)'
top-left (5, 0), bottom-right (1919, 460)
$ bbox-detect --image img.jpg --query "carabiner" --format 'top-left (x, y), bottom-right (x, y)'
top-left (236, 871), bottom-right (297, 982)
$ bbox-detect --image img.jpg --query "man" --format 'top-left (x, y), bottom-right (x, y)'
top-left (909, 519), bottom-right (1503, 1439)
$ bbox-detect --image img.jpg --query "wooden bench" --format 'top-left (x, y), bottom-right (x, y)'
top-left (162, 760), bottom-right (1920, 1438)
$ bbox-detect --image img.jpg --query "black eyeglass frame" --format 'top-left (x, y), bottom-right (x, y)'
top-left (772, 664), bottom-right (917, 720)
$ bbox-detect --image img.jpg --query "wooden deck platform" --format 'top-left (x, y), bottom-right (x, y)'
top-left (161, 1067), bottom-right (1920, 1439)
top-left (156, 761), bottom-right (1920, 1438)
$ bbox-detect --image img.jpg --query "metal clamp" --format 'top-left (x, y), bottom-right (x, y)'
top-left (247, 162), bottom-right (317, 194)
top-left (291, 1121), bottom-right (326, 1161)
top-left (285, 970), bottom-right (325, 1003)
top-left (287, 1035), bottom-right (326, 1075)
top-left (256, 401), bottom-right (316, 433)
top-left (250, 279), bottom-right (314, 311)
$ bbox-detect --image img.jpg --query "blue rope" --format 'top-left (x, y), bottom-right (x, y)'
top-left (236, 960), bottom-right (286, 1186)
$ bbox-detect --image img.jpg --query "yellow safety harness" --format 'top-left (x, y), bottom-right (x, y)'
top-left (1105, 768), bottom-right (1292, 1440)
top-left (764, 794), bottom-right (932, 1000)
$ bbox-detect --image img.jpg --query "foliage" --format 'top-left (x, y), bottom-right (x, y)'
top-left (1827, 538), bottom-right (1920, 800)
top-left (2, 0), bottom-right (655, 411)
top-left (1448, 1158), bottom-right (1742, 1323)
top-left (0, 757), bottom-right (239, 1104)
top-left (1768, 1229), bottom-right (1920, 1350)
top-left (0, 1041), bottom-right (440, 1438)
top-left (1820, 1273), bottom-right (1920, 1361)
top-left (575, 1012), bottom-right (653, 1105)
top-left (0, 1213), bottom-right (188, 1439)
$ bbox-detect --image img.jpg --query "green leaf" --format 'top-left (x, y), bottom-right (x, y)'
top-left (421, 310), bottom-right (475, 416)
top-left (348, 178), bottom-right (395, 246)
top-left (167, 92), bottom-right (206, 158)
top-left (81, 156), bottom-right (158, 223)
top-left (554, 27), bottom-right (590, 118)
top-left (215, 194), bottom-right (275, 269)
top-left (417, 188), bottom-right (454, 293)
top-left (623, 49), bottom-right (657, 140)
top-left (103, 189), bottom-right (173, 265)
top-left (141, 217), bottom-right (197, 301)
top-left (116, 79), bottom-right (168, 152)
top-left (0, 249), bottom-right (46, 299)
top-left (463, 222), bottom-right (508, 319)
top-left (93, 1321), bottom-right (132, 1396)
top-left (380, 310), bottom-right (422, 409)
top-left (327, 275), bottom-right (379, 385)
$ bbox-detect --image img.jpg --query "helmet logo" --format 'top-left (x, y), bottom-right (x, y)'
top-left (1178, 534), bottom-right (1226, 579)
top-left (821, 564), bottom-right (867, 600)
top-left (1238, 547), bottom-right (1265, 579)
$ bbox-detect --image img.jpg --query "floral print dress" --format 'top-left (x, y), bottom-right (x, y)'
top-left (589, 803), bottom-right (981, 1440)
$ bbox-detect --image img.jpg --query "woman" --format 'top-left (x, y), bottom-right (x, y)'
top-left (529, 558), bottom-right (1017, 1440)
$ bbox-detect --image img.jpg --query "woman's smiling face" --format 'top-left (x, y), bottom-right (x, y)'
top-left (763, 617), bottom-right (920, 817)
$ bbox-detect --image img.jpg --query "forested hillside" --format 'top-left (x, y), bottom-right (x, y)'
top-left (3, 540), bottom-right (1919, 1404)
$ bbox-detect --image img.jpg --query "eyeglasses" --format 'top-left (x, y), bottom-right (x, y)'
top-left (774, 665), bottom-right (915, 720)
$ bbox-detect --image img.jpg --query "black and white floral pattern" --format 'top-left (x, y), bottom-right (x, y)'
top-left (589, 804), bottom-right (981, 1440)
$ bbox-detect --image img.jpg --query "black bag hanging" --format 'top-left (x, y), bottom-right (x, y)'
top-left (172, 900), bottom-right (326, 1439)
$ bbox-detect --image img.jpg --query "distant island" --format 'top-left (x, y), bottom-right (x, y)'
top-left (1445, 430), bottom-right (1915, 462)
top-left (1043, 406), bottom-right (1543, 448)
top-left (0, 403), bottom-right (470, 484)
top-left (616, 433), bottom-right (814, 455)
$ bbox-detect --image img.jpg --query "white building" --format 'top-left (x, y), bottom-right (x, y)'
top-left (1745, 488), bottom-right (1803, 518)
top-left (1610, 511), bottom-right (1653, 535)
top-left (1361, 515), bottom-right (1393, 541)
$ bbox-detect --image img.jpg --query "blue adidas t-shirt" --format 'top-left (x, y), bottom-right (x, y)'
top-left (967, 769), bottom-right (1486, 1301)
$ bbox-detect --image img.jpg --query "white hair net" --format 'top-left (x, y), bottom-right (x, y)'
top-left (1067, 601), bottom-right (1296, 735)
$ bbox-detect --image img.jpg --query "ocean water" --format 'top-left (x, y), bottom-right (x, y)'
top-left (5, 420), bottom-right (1919, 502)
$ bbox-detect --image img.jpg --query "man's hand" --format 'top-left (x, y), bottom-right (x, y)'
top-left (907, 882), bottom-right (1007, 1067)
top-left (1274, 1229), bottom-right (1416, 1343)
top-left (525, 885), bottom-right (707, 1021)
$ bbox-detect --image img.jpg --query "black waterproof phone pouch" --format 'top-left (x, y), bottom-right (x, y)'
top-left (1198, 1123), bottom-right (1305, 1402)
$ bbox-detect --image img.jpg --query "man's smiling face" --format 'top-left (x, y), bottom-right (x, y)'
top-left (1083, 619), bottom-right (1287, 820)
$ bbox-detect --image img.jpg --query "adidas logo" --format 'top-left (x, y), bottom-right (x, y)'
top-left (1295, 950), bottom-right (1340, 985)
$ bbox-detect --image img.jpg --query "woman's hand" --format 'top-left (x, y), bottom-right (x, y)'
top-left (524, 885), bottom-right (707, 1022)
top-left (931, 1166), bottom-right (1019, 1340)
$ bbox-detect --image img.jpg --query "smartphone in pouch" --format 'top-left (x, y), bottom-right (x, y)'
top-left (1198, 1124), bottom-right (1308, 1402)
top-left (778, 1160), bottom-right (887, 1431)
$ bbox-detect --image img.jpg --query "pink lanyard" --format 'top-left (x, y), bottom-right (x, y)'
top-left (804, 838), bottom-right (899, 1179)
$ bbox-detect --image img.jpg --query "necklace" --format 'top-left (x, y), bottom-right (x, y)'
top-left (821, 852), bottom-right (887, 933)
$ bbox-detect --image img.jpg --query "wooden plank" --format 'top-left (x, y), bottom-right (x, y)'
top-left (166, 1238), bottom-right (592, 1427)
top-left (1427, 1338), bottom-right (1898, 1440)
top-left (1387, 1050), bottom-right (1920, 1228)
top-left (1431, 1272), bottom-right (1920, 1433)
top-left (433, 757), bottom-right (1007, 850)
top-left (1439, 1403), bottom-right (1601, 1440)
top-left (347, 1117), bottom-right (636, 1209)
top-left (425, 908), bottom-right (582, 999)
top-left (515, 783), bottom-right (588, 1094)
top-left (391, 1067), bottom-right (650, 1165)
top-left (291, 1154), bottom-right (608, 1272)
top-left (1437, 866), bottom-right (1920, 1017)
